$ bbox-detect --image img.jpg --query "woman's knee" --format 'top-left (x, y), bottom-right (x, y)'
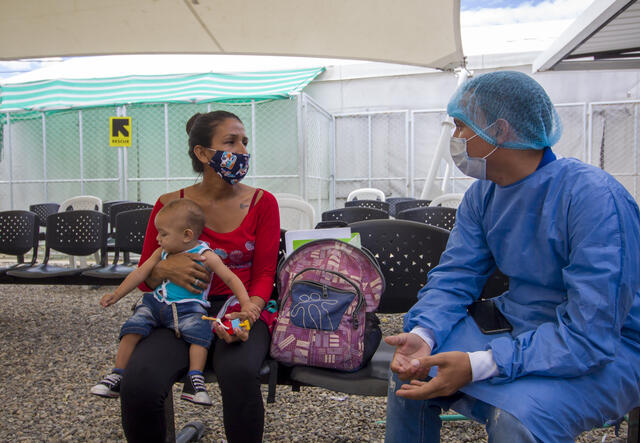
top-left (216, 357), bottom-right (261, 387)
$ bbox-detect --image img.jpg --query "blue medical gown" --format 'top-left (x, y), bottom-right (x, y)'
top-left (404, 158), bottom-right (640, 442)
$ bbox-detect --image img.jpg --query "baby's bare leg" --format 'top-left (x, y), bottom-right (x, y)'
top-left (189, 344), bottom-right (208, 372)
top-left (115, 334), bottom-right (143, 369)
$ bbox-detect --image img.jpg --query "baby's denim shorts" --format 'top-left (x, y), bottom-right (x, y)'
top-left (120, 293), bottom-right (213, 348)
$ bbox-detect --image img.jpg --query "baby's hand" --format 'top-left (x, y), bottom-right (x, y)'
top-left (241, 303), bottom-right (262, 323)
top-left (100, 293), bottom-right (119, 308)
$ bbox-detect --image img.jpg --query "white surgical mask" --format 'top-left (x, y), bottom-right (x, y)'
top-left (449, 127), bottom-right (498, 180)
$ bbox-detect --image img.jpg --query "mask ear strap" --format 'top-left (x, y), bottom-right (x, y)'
top-left (482, 146), bottom-right (499, 159)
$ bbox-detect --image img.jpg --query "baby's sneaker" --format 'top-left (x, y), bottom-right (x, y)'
top-left (181, 372), bottom-right (212, 406)
top-left (90, 372), bottom-right (123, 398)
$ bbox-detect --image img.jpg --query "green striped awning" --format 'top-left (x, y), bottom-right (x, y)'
top-left (0, 67), bottom-right (324, 112)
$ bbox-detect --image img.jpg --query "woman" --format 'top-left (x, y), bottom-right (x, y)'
top-left (119, 110), bottom-right (280, 442)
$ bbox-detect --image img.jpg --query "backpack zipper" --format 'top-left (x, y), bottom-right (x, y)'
top-left (276, 238), bottom-right (386, 297)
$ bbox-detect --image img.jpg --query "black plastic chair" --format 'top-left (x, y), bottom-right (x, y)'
top-left (345, 199), bottom-right (390, 213)
top-left (0, 210), bottom-right (40, 275)
top-left (393, 199), bottom-right (432, 217)
top-left (102, 200), bottom-right (128, 217)
top-left (289, 219), bottom-right (451, 396)
top-left (102, 200), bottom-right (128, 232)
top-left (7, 210), bottom-right (108, 278)
top-left (83, 208), bottom-right (152, 279)
top-left (29, 203), bottom-right (60, 240)
top-left (165, 229), bottom-right (289, 442)
top-left (314, 220), bottom-right (349, 229)
top-left (109, 202), bottom-right (153, 233)
top-left (385, 197), bottom-right (415, 217)
top-left (108, 202), bottom-right (153, 260)
top-left (321, 207), bottom-right (389, 224)
top-left (397, 206), bottom-right (457, 231)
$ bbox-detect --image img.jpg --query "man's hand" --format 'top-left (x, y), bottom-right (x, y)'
top-left (386, 333), bottom-right (432, 380)
top-left (395, 351), bottom-right (472, 400)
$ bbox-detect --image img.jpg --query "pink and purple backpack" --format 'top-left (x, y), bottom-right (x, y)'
top-left (270, 238), bottom-right (385, 371)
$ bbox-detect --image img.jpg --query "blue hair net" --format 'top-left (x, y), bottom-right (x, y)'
top-left (447, 71), bottom-right (562, 150)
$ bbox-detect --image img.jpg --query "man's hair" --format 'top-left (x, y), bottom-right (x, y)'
top-left (157, 198), bottom-right (205, 238)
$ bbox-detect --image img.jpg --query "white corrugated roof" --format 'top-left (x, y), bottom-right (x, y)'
top-left (533, 0), bottom-right (640, 71)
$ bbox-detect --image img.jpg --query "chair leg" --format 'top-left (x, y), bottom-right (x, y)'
top-left (629, 407), bottom-right (640, 443)
top-left (176, 422), bottom-right (205, 443)
top-left (267, 360), bottom-right (278, 404)
top-left (164, 392), bottom-right (176, 443)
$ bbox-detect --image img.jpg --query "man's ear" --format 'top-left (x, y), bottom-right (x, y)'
top-left (494, 119), bottom-right (511, 145)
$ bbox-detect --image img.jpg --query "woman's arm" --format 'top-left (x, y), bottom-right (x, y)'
top-left (247, 191), bottom-right (280, 304)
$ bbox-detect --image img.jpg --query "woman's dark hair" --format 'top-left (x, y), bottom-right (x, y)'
top-left (186, 110), bottom-right (243, 173)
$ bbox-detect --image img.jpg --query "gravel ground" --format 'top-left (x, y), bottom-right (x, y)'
top-left (0, 284), bottom-right (628, 442)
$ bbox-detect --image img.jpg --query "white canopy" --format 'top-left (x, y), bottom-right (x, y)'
top-left (533, 0), bottom-right (640, 72)
top-left (0, 0), bottom-right (464, 71)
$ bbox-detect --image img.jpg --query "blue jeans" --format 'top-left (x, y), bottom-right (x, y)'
top-left (120, 293), bottom-right (212, 348)
top-left (385, 372), bottom-right (540, 443)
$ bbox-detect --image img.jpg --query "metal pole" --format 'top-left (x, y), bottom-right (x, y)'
top-left (405, 111), bottom-right (411, 197)
top-left (634, 103), bottom-right (638, 200)
top-left (251, 100), bottom-right (257, 188)
top-left (164, 103), bottom-right (170, 194)
top-left (587, 103), bottom-right (593, 164)
top-left (7, 113), bottom-right (13, 209)
top-left (297, 96), bottom-right (306, 199)
top-left (121, 106), bottom-right (128, 200)
top-left (581, 103), bottom-right (588, 163)
top-left (42, 113), bottom-right (48, 201)
top-left (79, 110), bottom-right (84, 194)
top-left (330, 114), bottom-right (336, 209)
top-left (368, 115), bottom-right (372, 188)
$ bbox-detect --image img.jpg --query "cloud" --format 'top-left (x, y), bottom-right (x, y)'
top-left (461, 0), bottom-right (594, 27)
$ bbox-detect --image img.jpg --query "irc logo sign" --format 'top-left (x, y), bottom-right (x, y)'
top-left (109, 117), bottom-right (132, 147)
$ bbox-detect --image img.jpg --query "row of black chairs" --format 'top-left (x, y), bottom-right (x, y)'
top-left (344, 198), bottom-right (433, 217)
top-left (29, 200), bottom-right (153, 236)
top-left (322, 205), bottom-right (457, 231)
top-left (0, 207), bottom-right (152, 283)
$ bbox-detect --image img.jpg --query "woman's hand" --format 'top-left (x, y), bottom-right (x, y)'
top-left (214, 311), bottom-right (252, 343)
top-left (241, 303), bottom-right (262, 323)
top-left (151, 252), bottom-right (211, 294)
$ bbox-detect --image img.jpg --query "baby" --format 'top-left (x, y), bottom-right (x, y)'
top-left (91, 198), bottom-right (261, 405)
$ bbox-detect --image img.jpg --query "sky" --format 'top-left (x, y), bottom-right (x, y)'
top-left (0, 0), bottom-right (595, 81)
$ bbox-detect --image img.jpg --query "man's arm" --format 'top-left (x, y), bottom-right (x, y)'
top-left (404, 184), bottom-right (497, 349)
top-left (487, 186), bottom-right (639, 383)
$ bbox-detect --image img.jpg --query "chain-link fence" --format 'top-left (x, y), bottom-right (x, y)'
top-left (0, 94), bottom-right (333, 216)
top-left (2, 98), bottom-right (639, 216)
top-left (334, 111), bottom-right (409, 208)
top-left (590, 101), bottom-right (640, 200)
top-left (335, 102), bottom-right (635, 205)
